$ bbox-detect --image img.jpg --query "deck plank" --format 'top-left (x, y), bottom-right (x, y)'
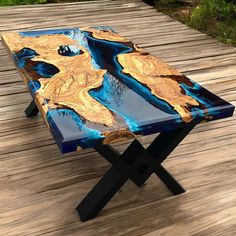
top-left (0, 0), bottom-right (236, 235)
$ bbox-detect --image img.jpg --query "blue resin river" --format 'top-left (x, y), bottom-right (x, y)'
top-left (12, 27), bottom-right (232, 152)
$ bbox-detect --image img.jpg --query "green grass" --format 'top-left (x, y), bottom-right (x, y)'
top-left (187, 0), bottom-right (236, 45)
top-left (0, 0), bottom-right (91, 6)
top-left (0, 0), bottom-right (47, 5)
top-left (154, 0), bottom-right (236, 46)
top-left (206, 20), bottom-right (236, 45)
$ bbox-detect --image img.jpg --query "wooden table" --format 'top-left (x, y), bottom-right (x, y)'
top-left (1, 27), bottom-right (235, 221)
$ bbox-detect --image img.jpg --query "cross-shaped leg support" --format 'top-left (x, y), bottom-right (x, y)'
top-left (24, 100), bottom-right (197, 221)
top-left (76, 121), bottom-right (197, 221)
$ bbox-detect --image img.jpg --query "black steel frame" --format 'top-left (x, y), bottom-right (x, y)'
top-left (25, 100), bottom-right (39, 117)
top-left (25, 100), bottom-right (197, 222)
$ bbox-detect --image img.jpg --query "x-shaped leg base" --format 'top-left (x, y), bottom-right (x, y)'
top-left (24, 100), bottom-right (197, 222)
top-left (76, 121), bottom-right (197, 221)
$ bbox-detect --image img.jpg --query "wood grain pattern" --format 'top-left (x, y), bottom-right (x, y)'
top-left (83, 27), bottom-right (131, 42)
top-left (117, 52), bottom-right (200, 122)
top-left (0, 0), bottom-right (235, 235)
top-left (2, 25), bottom-right (234, 152)
top-left (1, 32), bottom-right (116, 126)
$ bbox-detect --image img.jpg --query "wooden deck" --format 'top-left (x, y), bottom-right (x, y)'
top-left (0, 0), bottom-right (236, 235)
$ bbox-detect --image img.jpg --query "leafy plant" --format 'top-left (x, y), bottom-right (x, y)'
top-left (189, 0), bottom-right (236, 28)
top-left (0, 0), bottom-right (47, 6)
top-left (155, 0), bottom-right (177, 6)
top-left (153, 0), bottom-right (236, 46)
top-left (155, 0), bottom-right (182, 8)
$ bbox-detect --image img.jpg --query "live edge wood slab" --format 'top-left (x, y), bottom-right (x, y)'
top-left (1, 26), bottom-right (235, 221)
top-left (1, 27), bottom-right (234, 153)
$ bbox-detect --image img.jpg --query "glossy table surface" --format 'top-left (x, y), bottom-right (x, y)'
top-left (1, 27), bottom-right (235, 153)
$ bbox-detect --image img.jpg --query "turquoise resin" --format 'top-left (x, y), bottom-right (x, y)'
top-left (11, 27), bottom-right (235, 153)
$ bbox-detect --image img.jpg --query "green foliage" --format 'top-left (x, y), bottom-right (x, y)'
top-left (153, 0), bottom-right (236, 46)
top-left (155, 0), bottom-right (177, 6)
top-left (155, 0), bottom-right (180, 8)
top-left (187, 0), bottom-right (236, 45)
top-left (0, 0), bottom-right (47, 6)
top-left (189, 0), bottom-right (236, 28)
top-left (0, 0), bottom-right (93, 6)
top-left (210, 20), bottom-right (236, 45)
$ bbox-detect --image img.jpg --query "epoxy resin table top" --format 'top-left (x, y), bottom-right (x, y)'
top-left (1, 27), bottom-right (235, 153)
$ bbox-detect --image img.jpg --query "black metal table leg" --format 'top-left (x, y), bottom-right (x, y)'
top-left (76, 167), bottom-right (127, 221)
top-left (147, 121), bottom-right (197, 163)
top-left (76, 140), bottom-right (144, 221)
top-left (25, 100), bottom-right (39, 117)
top-left (154, 164), bottom-right (185, 195)
top-left (76, 121), bottom-right (198, 221)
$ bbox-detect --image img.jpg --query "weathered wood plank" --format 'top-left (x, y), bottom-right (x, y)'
top-left (0, 0), bottom-right (235, 235)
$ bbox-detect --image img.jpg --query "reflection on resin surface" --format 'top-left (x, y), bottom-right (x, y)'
top-left (1, 27), bottom-right (234, 153)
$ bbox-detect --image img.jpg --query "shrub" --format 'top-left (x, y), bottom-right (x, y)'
top-left (189, 0), bottom-right (236, 28)
top-left (0, 0), bottom-right (47, 5)
top-left (155, 0), bottom-right (179, 7)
